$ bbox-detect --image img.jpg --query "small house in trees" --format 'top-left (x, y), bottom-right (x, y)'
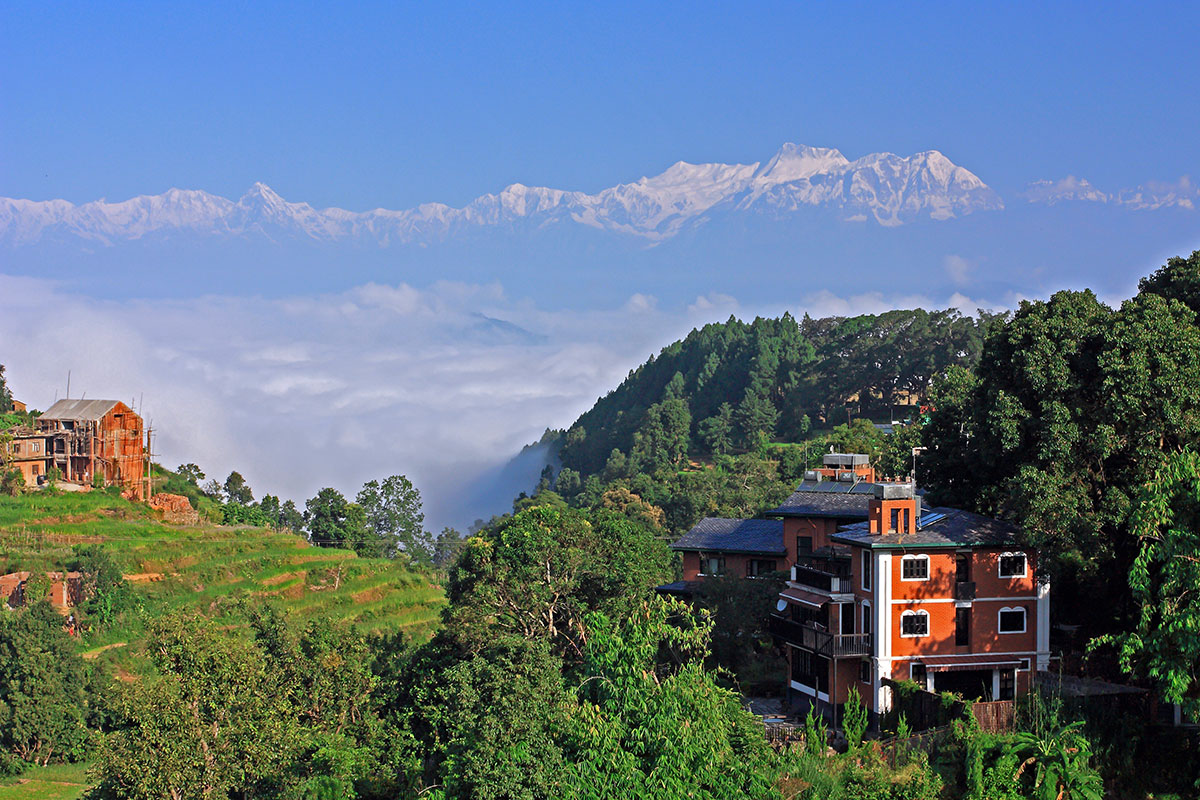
top-left (770, 481), bottom-right (1049, 723)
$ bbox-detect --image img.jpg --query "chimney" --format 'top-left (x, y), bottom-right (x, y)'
top-left (869, 483), bottom-right (917, 535)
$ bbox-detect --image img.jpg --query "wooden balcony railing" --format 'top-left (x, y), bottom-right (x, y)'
top-left (769, 614), bottom-right (872, 657)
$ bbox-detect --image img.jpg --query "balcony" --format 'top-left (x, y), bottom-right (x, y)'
top-left (791, 563), bottom-right (854, 594)
top-left (769, 614), bottom-right (872, 657)
top-left (955, 581), bottom-right (977, 602)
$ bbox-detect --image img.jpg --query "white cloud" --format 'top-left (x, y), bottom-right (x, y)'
top-left (0, 275), bottom-right (1021, 530)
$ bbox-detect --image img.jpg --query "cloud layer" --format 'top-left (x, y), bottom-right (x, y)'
top-left (0, 275), bottom-right (1010, 530)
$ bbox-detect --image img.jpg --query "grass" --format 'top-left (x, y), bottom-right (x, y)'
top-left (0, 489), bottom-right (446, 677)
top-left (0, 762), bottom-right (90, 800)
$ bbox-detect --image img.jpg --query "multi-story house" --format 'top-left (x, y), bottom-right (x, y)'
top-left (770, 481), bottom-right (1049, 722)
top-left (660, 454), bottom-right (880, 595)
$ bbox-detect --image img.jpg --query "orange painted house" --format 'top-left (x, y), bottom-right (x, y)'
top-left (771, 482), bottom-right (1049, 721)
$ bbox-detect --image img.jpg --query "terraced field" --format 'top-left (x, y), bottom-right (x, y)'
top-left (0, 490), bottom-right (445, 676)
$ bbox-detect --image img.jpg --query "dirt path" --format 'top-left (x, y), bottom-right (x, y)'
top-left (82, 642), bottom-right (127, 660)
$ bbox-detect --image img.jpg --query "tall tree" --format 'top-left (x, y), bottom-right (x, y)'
top-left (0, 364), bottom-right (13, 413)
top-left (1095, 449), bottom-right (1200, 718)
top-left (223, 471), bottom-right (253, 506)
top-left (305, 488), bottom-right (365, 550)
top-left (356, 475), bottom-right (430, 562)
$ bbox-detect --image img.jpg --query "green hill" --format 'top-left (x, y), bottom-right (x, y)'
top-left (0, 490), bottom-right (444, 678)
top-left (559, 308), bottom-right (1001, 477)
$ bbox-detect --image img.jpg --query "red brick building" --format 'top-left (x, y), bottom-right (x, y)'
top-left (770, 482), bottom-right (1049, 721)
top-left (37, 399), bottom-right (149, 498)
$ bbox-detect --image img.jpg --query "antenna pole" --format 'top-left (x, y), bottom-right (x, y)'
top-left (66, 370), bottom-right (71, 400)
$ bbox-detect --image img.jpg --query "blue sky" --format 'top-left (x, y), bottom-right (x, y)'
top-left (3, 1), bottom-right (1198, 208)
top-left (2, 1), bottom-right (1198, 527)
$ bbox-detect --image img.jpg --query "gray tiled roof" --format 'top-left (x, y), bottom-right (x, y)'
top-left (766, 480), bottom-right (878, 518)
top-left (40, 399), bottom-right (122, 421)
top-left (670, 517), bottom-right (786, 555)
top-left (831, 507), bottom-right (1021, 549)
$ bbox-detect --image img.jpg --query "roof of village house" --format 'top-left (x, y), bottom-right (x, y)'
top-left (766, 479), bottom-right (880, 518)
top-left (39, 399), bottom-right (124, 421)
top-left (670, 517), bottom-right (786, 555)
top-left (831, 506), bottom-right (1021, 549)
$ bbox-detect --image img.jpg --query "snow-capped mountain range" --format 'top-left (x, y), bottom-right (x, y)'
top-left (1021, 175), bottom-right (1198, 210)
top-left (0, 144), bottom-right (1005, 247)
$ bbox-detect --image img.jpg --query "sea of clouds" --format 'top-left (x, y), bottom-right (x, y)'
top-left (0, 272), bottom-right (1016, 531)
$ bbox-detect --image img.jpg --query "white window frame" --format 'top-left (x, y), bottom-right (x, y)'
top-left (900, 609), bottom-right (930, 638)
top-left (861, 550), bottom-right (872, 592)
top-left (998, 606), bottom-right (1027, 634)
top-left (998, 551), bottom-right (1028, 579)
top-left (861, 600), bottom-right (872, 637)
top-left (901, 554), bottom-right (930, 581)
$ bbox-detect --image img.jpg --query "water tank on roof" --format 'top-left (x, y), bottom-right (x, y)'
top-left (838, 471), bottom-right (856, 482)
top-left (804, 470), bottom-right (819, 481)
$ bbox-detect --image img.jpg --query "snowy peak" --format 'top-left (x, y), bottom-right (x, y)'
top-left (755, 143), bottom-right (849, 183)
top-left (0, 142), bottom-right (1010, 247)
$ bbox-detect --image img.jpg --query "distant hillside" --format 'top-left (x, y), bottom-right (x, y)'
top-left (559, 308), bottom-right (1002, 477)
top-left (0, 490), bottom-right (443, 677)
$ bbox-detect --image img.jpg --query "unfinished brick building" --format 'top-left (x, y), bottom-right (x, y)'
top-left (33, 399), bottom-right (150, 498)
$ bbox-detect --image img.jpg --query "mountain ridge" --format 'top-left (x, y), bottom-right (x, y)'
top-left (0, 143), bottom-right (1004, 247)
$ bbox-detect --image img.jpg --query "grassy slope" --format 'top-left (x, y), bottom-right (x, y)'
top-left (0, 762), bottom-right (89, 800)
top-left (0, 490), bottom-right (444, 677)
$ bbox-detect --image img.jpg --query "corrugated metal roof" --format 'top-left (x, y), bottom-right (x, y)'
top-left (39, 399), bottom-right (122, 421)
top-left (832, 507), bottom-right (1021, 549)
top-left (670, 517), bottom-right (786, 555)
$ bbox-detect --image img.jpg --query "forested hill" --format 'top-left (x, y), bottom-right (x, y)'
top-left (559, 308), bottom-right (1004, 477)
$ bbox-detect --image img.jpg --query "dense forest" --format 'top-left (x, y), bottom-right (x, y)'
top-left (558, 308), bottom-right (1003, 477)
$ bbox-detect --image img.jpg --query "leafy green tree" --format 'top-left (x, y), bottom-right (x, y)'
top-left (432, 527), bottom-right (466, 570)
top-left (91, 614), bottom-right (297, 799)
top-left (69, 545), bottom-right (135, 628)
top-left (446, 506), bottom-right (670, 660)
top-left (305, 488), bottom-right (363, 550)
top-left (1095, 449), bottom-right (1200, 717)
top-left (1009, 721), bottom-right (1103, 800)
top-left (223, 470), bottom-right (253, 505)
top-left (356, 475), bottom-right (431, 563)
top-left (735, 387), bottom-right (778, 450)
top-left (699, 402), bottom-right (735, 456)
top-left (0, 601), bottom-right (90, 767)
top-left (175, 463), bottom-right (205, 485)
top-left (563, 596), bottom-right (777, 798)
top-left (278, 499), bottom-right (305, 533)
top-left (553, 467), bottom-right (582, 498)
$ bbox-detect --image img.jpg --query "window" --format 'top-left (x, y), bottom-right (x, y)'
top-left (797, 536), bottom-right (813, 555)
top-left (840, 603), bottom-right (855, 635)
top-left (900, 610), bottom-right (929, 637)
top-left (32, 442), bottom-right (39, 453)
top-left (861, 601), bottom-right (871, 637)
top-left (32, 464), bottom-right (39, 476)
top-left (998, 607), bottom-right (1027, 634)
top-left (901, 554), bottom-right (929, 581)
top-left (860, 660), bottom-right (871, 683)
top-left (701, 555), bottom-right (726, 576)
top-left (999, 552), bottom-right (1027, 579)
top-left (11, 443), bottom-right (19, 454)
top-left (890, 508), bottom-right (901, 533)
top-left (999, 669), bottom-right (1016, 701)
top-left (861, 550), bottom-right (872, 591)
top-left (955, 606), bottom-right (970, 646)
top-left (910, 662), bottom-right (927, 689)
top-left (746, 559), bottom-right (776, 577)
